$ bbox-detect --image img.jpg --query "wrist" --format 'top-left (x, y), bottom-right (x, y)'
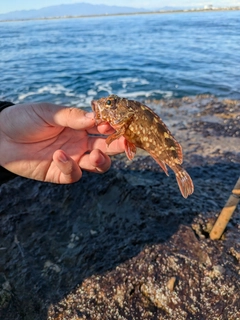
top-left (0, 101), bottom-right (15, 112)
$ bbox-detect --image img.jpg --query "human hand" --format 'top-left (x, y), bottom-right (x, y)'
top-left (0, 102), bottom-right (125, 183)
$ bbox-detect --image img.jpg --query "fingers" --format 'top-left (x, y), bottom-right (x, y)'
top-left (53, 150), bottom-right (82, 184)
top-left (79, 149), bottom-right (111, 173)
top-left (87, 136), bottom-right (126, 155)
top-left (95, 122), bottom-right (115, 135)
top-left (86, 124), bottom-right (115, 135)
top-left (31, 102), bottom-right (116, 136)
top-left (53, 149), bottom-right (112, 184)
top-left (37, 104), bottom-right (115, 134)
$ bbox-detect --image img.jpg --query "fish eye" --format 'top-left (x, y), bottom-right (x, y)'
top-left (106, 100), bottom-right (112, 106)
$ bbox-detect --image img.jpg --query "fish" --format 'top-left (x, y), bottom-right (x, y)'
top-left (91, 94), bottom-right (194, 198)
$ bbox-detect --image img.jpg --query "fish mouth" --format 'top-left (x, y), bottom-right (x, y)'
top-left (91, 100), bottom-right (97, 113)
top-left (91, 100), bottom-right (101, 121)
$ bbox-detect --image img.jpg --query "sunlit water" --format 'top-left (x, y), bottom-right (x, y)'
top-left (1, 11), bottom-right (240, 107)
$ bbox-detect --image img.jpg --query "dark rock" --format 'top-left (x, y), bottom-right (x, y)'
top-left (0, 96), bottom-right (239, 320)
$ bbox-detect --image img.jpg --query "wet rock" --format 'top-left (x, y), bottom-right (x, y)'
top-left (0, 95), bottom-right (240, 320)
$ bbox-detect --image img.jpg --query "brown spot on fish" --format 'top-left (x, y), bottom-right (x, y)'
top-left (142, 108), bottom-right (155, 123)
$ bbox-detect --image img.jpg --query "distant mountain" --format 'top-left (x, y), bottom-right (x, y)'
top-left (157, 6), bottom-right (187, 11)
top-left (0, 2), bottom-right (150, 21)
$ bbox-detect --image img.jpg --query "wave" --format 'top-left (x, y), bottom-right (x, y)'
top-left (1, 11), bottom-right (240, 105)
top-left (16, 80), bottom-right (173, 108)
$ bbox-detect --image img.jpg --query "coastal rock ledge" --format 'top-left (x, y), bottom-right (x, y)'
top-left (0, 96), bottom-right (240, 320)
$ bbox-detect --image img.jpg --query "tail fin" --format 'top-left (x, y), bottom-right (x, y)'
top-left (172, 164), bottom-right (194, 198)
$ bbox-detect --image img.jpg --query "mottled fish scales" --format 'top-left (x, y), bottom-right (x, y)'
top-left (91, 95), bottom-right (194, 198)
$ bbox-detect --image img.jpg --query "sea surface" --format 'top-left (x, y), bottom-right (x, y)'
top-left (0, 11), bottom-right (240, 108)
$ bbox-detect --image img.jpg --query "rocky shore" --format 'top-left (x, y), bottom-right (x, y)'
top-left (0, 95), bottom-right (239, 319)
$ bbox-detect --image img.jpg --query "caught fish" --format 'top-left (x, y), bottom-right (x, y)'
top-left (91, 95), bottom-right (194, 198)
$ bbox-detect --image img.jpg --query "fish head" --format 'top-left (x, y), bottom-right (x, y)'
top-left (91, 95), bottom-right (134, 126)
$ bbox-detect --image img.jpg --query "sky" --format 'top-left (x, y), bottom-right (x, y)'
top-left (0, 0), bottom-right (239, 14)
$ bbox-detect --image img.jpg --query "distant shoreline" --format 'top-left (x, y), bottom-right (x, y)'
top-left (0, 7), bottom-right (240, 23)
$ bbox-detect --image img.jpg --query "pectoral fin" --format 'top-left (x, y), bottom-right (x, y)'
top-left (124, 139), bottom-right (136, 160)
top-left (105, 126), bottom-right (126, 146)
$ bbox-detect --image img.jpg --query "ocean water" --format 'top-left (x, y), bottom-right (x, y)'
top-left (0, 11), bottom-right (240, 107)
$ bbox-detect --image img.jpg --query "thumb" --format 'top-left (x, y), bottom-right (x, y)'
top-left (35, 103), bottom-right (96, 130)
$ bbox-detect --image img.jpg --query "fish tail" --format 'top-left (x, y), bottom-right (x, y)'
top-left (172, 164), bottom-right (194, 198)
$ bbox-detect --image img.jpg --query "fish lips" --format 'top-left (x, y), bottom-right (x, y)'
top-left (91, 100), bottom-right (97, 113)
top-left (91, 100), bottom-right (102, 124)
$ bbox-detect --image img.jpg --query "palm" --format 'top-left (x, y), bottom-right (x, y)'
top-left (12, 127), bottom-right (89, 182)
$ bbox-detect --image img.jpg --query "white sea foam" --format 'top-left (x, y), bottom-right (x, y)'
top-left (94, 80), bottom-right (113, 94)
top-left (18, 92), bottom-right (36, 101)
top-left (17, 82), bottom-right (173, 108)
top-left (18, 84), bottom-right (81, 103)
top-left (87, 89), bottom-right (97, 96)
top-left (37, 84), bottom-right (66, 95)
top-left (18, 84), bottom-right (70, 100)
top-left (92, 78), bottom-right (172, 100)
top-left (118, 77), bottom-right (150, 89)
top-left (117, 89), bottom-right (173, 99)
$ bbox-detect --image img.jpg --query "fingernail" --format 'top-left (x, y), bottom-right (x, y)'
top-left (96, 153), bottom-right (105, 166)
top-left (59, 152), bottom-right (68, 163)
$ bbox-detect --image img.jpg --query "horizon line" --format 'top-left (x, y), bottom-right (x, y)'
top-left (0, 7), bottom-right (240, 23)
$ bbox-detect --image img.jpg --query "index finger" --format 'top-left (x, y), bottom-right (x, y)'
top-left (88, 136), bottom-right (126, 155)
top-left (87, 123), bottom-right (115, 135)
